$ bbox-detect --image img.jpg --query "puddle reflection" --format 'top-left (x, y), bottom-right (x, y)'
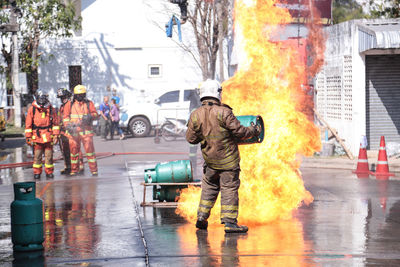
top-left (177, 219), bottom-right (314, 266)
top-left (0, 143), bottom-right (33, 185)
top-left (42, 180), bottom-right (99, 258)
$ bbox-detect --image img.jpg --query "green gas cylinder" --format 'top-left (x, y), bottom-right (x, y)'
top-left (152, 185), bottom-right (186, 202)
top-left (10, 182), bottom-right (44, 251)
top-left (236, 115), bottom-right (264, 144)
top-left (144, 160), bottom-right (193, 183)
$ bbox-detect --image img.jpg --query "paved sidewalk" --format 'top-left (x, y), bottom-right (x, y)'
top-left (301, 150), bottom-right (400, 174)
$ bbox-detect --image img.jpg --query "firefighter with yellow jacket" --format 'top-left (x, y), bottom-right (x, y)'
top-left (25, 90), bottom-right (60, 179)
top-left (186, 79), bottom-right (260, 233)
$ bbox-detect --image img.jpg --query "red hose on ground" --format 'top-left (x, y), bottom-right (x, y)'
top-left (0, 151), bottom-right (188, 170)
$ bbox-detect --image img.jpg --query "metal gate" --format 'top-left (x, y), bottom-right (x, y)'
top-left (366, 55), bottom-right (400, 150)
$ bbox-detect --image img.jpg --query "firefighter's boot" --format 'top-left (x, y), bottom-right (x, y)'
top-left (196, 218), bottom-right (208, 230)
top-left (224, 223), bottom-right (248, 233)
top-left (46, 173), bottom-right (54, 179)
top-left (34, 174), bottom-right (41, 179)
top-left (61, 168), bottom-right (71, 175)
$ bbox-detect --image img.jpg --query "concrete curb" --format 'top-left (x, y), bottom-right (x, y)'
top-left (301, 157), bottom-right (400, 174)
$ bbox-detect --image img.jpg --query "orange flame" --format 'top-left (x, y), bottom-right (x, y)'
top-left (176, 0), bottom-right (324, 225)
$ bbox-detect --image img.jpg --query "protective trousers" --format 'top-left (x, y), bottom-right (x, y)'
top-left (99, 117), bottom-right (110, 139)
top-left (197, 166), bottom-right (240, 224)
top-left (68, 134), bottom-right (97, 174)
top-left (33, 143), bottom-right (54, 175)
top-left (59, 134), bottom-right (71, 170)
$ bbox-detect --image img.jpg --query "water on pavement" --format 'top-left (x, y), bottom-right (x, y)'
top-left (1, 136), bottom-right (400, 266)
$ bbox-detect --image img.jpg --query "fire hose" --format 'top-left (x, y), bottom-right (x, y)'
top-left (0, 151), bottom-right (188, 170)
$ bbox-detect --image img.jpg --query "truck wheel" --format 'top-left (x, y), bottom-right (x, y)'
top-left (129, 117), bottom-right (150, 137)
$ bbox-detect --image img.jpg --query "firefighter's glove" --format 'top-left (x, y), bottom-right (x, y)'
top-left (66, 124), bottom-right (76, 134)
top-left (82, 114), bottom-right (93, 126)
top-left (250, 122), bottom-right (261, 137)
top-left (254, 124), bottom-right (262, 137)
top-left (26, 138), bottom-right (32, 146)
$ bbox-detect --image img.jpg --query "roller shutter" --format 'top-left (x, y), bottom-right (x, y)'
top-left (366, 55), bottom-right (400, 150)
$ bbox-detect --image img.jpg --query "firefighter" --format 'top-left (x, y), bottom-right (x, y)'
top-left (63, 85), bottom-right (99, 176)
top-left (186, 79), bottom-right (260, 233)
top-left (57, 88), bottom-right (85, 175)
top-left (25, 90), bottom-right (60, 179)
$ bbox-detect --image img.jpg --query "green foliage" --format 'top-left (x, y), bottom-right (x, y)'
top-left (332, 0), bottom-right (368, 24)
top-left (369, 0), bottom-right (400, 18)
top-left (0, 0), bottom-right (81, 93)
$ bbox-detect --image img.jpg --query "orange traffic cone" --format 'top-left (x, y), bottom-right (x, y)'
top-left (371, 136), bottom-right (394, 178)
top-left (353, 143), bottom-right (370, 177)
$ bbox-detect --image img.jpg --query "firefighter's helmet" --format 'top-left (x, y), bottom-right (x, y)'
top-left (57, 88), bottom-right (72, 98)
top-left (73, 84), bottom-right (87, 95)
top-left (35, 89), bottom-right (49, 108)
top-left (199, 79), bottom-right (222, 101)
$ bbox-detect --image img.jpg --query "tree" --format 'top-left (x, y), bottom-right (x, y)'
top-left (369, 0), bottom-right (400, 18)
top-left (0, 0), bottom-right (81, 95)
top-left (332, 0), bottom-right (367, 24)
top-left (187, 0), bottom-right (230, 80)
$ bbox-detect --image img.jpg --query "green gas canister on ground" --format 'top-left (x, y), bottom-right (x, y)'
top-left (144, 160), bottom-right (193, 183)
top-left (152, 185), bottom-right (186, 202)
top-left (11, 182), bottom-right (44, 251)
top-left (236, 115), bottom-right (264, 144)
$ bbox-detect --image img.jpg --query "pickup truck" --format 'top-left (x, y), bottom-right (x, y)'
top-left (119, 89), bottom-right (196, 137)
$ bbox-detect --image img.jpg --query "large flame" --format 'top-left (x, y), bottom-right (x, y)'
top-left (176, 0), bottom-right (324, 225)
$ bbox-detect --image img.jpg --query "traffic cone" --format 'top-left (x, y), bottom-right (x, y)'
top-left (353, 143), bottom-right (370, 177)
top-left (371, 136), bottom-right (394, 178)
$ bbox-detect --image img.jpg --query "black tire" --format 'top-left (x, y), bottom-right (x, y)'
top-left (161, 122), bottom-right (177, 141)
top-left (129, 116), bottom-right (151, 137)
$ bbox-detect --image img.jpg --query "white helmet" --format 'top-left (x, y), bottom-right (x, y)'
top-left (199, 79), bottom-right (222, 101)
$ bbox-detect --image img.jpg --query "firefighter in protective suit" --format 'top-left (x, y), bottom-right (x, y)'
top-left (25, 90), bottom-right (60, 179)
top-left (63, 85), bottom-right (99, 176)
top-left (57, 88), bottom-right (85, 174)
top-left (186, 79), bottom-right (261, 233)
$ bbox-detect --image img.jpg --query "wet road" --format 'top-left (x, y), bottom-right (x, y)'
top-left (1, 136), bottom-right (400, 266)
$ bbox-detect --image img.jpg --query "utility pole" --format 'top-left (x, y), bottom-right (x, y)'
top-left (0, 1), bottom-right (21, 127)
top-left (10, 0), bottom-right (21, 127)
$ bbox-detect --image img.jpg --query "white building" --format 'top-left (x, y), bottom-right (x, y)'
top-left (315, 19), bottom-right (400, 153)
top-left (35, 0), bottom-right (205, 106)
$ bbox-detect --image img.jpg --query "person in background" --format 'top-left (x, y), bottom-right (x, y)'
top-left (186, 79), bottom-right (260, 234)
top-left (57, 88), bottom-right (73, 174)
top-left (111, 88), bottom-right (120, 105)
top-left (110, 98), bottom-right (125, 140)
top-left (99, 96), bottom-right (111, 140)
top-left (63, 85), bottom-right (99, 176)
top-left (25, 90), bottom-right (59, 179)
top-left (57, 88), bottom-right (85, 174)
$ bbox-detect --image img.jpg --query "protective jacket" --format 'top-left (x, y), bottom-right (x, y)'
top-left (62, 99), bottom-right (98, 136)
top-left (186, 98), bottom-right (256, 170)
top-left (25, 101), bottom-right (59, 143)
top-left (58, 100), bottom-right (71, 134)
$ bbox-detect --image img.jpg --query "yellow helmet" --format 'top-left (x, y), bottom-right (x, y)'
top-left (74, 84), bottom-right (87, 94)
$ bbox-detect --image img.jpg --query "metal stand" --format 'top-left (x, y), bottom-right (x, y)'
top-left (140, 182), bottom-right (201, 207)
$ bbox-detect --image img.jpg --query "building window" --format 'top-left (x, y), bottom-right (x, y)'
top-left (148, 65), bottom-right (162, 78)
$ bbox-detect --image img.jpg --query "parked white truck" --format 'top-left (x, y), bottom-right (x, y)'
top-left (119, 89), bottom-right (196, 137)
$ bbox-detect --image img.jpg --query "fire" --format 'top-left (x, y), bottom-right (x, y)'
top-left (176, 0), bottom-right (324, 225)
